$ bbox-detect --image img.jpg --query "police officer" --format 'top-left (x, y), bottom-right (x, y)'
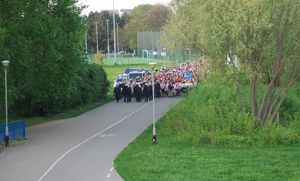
top-left (113, 84), bottom-right (122, 103)
top-left (125, 84), bottom-right (132, 102)
top-left (143, 83), bottom-right (151, 102)
top-left (134, 83), bottom-right (142, 102)
top-left (154, 81), bottom-right (161, 98)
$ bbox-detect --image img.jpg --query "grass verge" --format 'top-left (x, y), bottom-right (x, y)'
top-left (0, 142), bottom-right (3, 152)
top-left (115, 123), bottom-right (300, 181)
top-left (0, 95), bottom-right (114, 127)
top-left (103, 57), bottom-right (174, 66)
top-left (22, 95), bottom-right (114, 126)
top-left (114, 75), bottom-right (300, 180)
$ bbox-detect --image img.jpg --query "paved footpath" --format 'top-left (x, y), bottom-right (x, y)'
top-left (0, 98), bottom-right (180, 181)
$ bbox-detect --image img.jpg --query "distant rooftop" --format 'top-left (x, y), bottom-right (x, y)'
top-left (120, 9), bottom-right (133, 15)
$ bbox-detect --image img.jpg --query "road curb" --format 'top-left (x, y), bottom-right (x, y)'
top-left (112, 161), bottom-right (125, 181)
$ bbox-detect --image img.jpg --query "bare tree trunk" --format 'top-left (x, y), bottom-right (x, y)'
top-left (261, 87), bottom-right (275, 122)
top-left (257, 69), bottom-right (282, 123)
top-left (251, 73), bottom-right (258, 117)
top-left (236, 83), bottom-right (246, 111)
top-left (270, 73), bottom-right (300, 121)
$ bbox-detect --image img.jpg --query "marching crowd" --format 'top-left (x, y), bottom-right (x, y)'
top-left (113, 61), bottom-right (198, 103)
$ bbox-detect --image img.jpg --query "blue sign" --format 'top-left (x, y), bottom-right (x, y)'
top-left (185, 72), bottom-right (192, 80)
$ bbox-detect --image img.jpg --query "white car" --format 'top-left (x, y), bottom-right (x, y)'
top-left (113, 74), bottom-right (128, 87)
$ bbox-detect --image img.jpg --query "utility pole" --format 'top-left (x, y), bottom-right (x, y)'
top-left (95, 22), bottom-right (99, 53)
top-left (116, 22), bottom-right (119, 54)
top-left (106, 19), bottom-right (110, 57)
top-left (113, 0), bottom-right (117, 64)
top-left (85, 33), bottom-right (88, 54)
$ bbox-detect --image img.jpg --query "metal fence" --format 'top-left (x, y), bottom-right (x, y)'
top-left (136, 31), bottom-right (202, 62)
top-left (0, 120), bottom-right (26, 142)
top-left (137, 31), bottom-right (164, 52)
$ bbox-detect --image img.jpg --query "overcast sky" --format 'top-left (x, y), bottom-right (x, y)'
top-left (78, 0), bottom-right (172, 15)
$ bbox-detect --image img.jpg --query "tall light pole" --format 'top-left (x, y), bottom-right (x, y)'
top-left (149, 62), bottom-right (157, 143)
top-left (116, 22), bottom-right (119, 54)
top-left (2, 60), bottom-right (9, 147)
top-left (95, 22), bottom-right (99, 53)
top-left (113, 0), bottom-right (117, 64)
top-left (106, 19), bottom-right (110, 57)
top-left (85, 33), bottom-right (88, 54)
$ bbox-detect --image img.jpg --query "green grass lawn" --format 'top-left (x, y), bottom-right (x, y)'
top-left (0, 96), bottom-right (114, 127)
top-left (115, 125), bottom-right (300, 181)
top-left (0, 142), bottom-right (3, 152)
top-left (111, 57), bottom-right (300, 180)
top-left (24, 96), bottom-right (114, 126)
top-left (104, 57), bottom-right (173, 65)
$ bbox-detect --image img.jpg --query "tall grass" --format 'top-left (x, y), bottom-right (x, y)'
top-left (164, 74), bottom-right (300, 146)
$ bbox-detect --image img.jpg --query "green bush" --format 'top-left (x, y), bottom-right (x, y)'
top-left (165, 74), bottom-right (300, 146)
top-left (0, 1), bottom-right (111, 117)
top-left (280, 84), bottom-right (300, 125)
top-left (72, 63), bottom-right (109, 106)
top-left (3, 63), bottom-right (109, 116)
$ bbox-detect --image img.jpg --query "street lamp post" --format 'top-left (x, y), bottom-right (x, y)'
top-left (106, 19), bottom-right (110, 57)
top-left (95, 22), bottom-right (99, 52)
top-left (2, 60), bottom-right (9, 147)
top-left (113, 0), bottom-right (117, 64)
top-left (116, 22), bottom-right (119, 54)
top-left (85, 34), bottom-right (88, 54)
top-left (149, 62), bottom-right (157, 143)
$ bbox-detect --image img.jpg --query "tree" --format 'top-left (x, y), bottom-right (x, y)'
top-left (85, 11), bottom-right (119, 53)
top-left (0, 0), bottom-right (90, 115)
top-left (164, 0), bottom-right (300, 125)
top-left (123, 4), bottom-right (171, 50)
top-left (161, 0), bottom-right (202, 53)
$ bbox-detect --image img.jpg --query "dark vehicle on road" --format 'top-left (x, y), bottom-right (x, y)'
top-left (124, 68), bottom-right (148, 74)
top-left (128, 71), bottom-right (147, 80)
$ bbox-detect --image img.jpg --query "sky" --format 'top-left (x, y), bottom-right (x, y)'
top-left (78, 0), bottom-right (172, 15)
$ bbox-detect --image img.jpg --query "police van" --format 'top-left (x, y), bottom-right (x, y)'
top-left (128, 70), bottom-right (147, 80)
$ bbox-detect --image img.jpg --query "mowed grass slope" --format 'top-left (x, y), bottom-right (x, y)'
top-left (115, 74), bottom-right (300, 180)
top-left (115, 119), bottom-right (300, 181)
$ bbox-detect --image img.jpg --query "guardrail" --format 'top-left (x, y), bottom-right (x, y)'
top-left (0, 120), bottom-right (26, 142)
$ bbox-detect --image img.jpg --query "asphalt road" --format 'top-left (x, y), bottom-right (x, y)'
top-left (0, 97), bottom-right (180, 181)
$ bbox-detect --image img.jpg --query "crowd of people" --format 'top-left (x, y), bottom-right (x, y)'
top-left (113, 61), bottom-right (198, 103)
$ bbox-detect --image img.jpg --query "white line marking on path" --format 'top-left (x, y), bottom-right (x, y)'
top-left (38, 102), bottom-right (152, 181)
top-left (106, 167), bottom-right (114, 180)
top-left (99, 134), bottom-right (116, 138)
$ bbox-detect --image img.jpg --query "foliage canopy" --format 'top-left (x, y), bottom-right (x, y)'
top-left (0, 0), bottom-right (109, 116)
top-left (164, 0), bottom-right (300, 125)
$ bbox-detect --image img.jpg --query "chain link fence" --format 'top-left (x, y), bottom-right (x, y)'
top-left (136, 31), bottom-right (201, 63)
